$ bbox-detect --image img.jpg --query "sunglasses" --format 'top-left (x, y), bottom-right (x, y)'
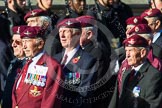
top-left (11, 39), bottom-right (22, 45)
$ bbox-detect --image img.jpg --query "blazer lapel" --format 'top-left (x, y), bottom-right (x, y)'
top-left (65, 49), bottom-right (82, 72)
top-left (12, 74), bottom-right (20, 105)
top-left (120, 68), bottom-right (131, 97)
top-left (120, 61), bottom-right (150, 97)
top-left (16, 53), bottom-right (48, 103)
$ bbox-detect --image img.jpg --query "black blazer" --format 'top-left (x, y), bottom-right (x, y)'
top-left (154, 33), bottom-right (162, 49)
top-left (109, 60), bottom-right (162, 108)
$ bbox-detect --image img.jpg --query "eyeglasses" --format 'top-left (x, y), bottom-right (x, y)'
top-left (11, 40), bottom-right (22, 45)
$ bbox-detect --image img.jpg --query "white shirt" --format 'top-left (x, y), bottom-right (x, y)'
top-left (132, 63), bottom-right (144, 76)
top-left (152, 32), bottom-right (161, 43)
top-left (16, 51), bottom-right (44, 89)
top-left (63, 46), bottom-right (80, 66)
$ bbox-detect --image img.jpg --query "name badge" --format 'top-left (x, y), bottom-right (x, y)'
top-left (133, 86), bottom-right (140, 97)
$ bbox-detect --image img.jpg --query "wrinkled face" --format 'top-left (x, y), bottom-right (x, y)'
top-left (26, 17), bottom-right (41, 27)
top-left (22, 38), bottom-right (42, 58)
top-left (151, 0), bottom-right (162, 12)
top-left (11, 34), bottom-right (25, 58)
top-left (125, 46), bottom-right (144, 67)
top-left (37, 0), bottom-right (53, 10)
top-left (70, 0), bottom-right (86, 14)
top-left (16, 0), bottom-right (26, 9)
top-left (59, 27), bottom-right (80, 49)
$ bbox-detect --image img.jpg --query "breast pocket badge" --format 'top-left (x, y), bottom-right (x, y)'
top-left (29, 86), bottom-right (41, 97)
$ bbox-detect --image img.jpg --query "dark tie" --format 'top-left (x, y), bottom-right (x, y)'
top-left (16, 59), bottom-right (32, 93)
top-left (61, 54), bottom-right (68, 67)
top-left (129, 69), bottom-right (136, 82)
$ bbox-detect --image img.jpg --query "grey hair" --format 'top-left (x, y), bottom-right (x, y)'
top-left (136, 46), bottom-right (150, 55)
top-left (82, 26), bottom-right (98, 38)
top-left (39, 16), bottom-right (52, 33)
top-left (138, 33), bottom-right (153, 40)
top-left (72, 28), bottom-right (81, 35)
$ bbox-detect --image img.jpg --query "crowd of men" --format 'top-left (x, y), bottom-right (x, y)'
top-left (0, 0), bottom-right (162, 108)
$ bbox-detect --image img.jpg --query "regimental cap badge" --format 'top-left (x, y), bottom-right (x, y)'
top-left (31, 11), bottom-right (37, 16)
top-left (133, 18), bottom-right (138, 24)
top-left (57, 18), bottom-right (81, 29)
top-left (20, 26), bottom-right (46, 39)
top-left (123, 34), bottom-right (148, 47)
top-left (135, 27), bottom-right (139, 32)
top-left (16, 27), bottom-right (20, 34)
top-left (24, 9), bottom-right (48, 21)
top-left (145, 9), bottom-right (152, 16)
top-left (66, 20), bottom-right (73, 26)
top-left (24, 31), bottom-right (31, 36)
top-left (12, 25), bottom-right (28, 35)
top-left (128, 38), bottom-right (136, 45)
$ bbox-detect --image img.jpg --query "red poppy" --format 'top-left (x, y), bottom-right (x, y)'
top-left (72, 56), bottom-right (80, 64)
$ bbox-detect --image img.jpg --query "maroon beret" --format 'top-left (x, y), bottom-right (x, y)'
top-left (123, 34), bottom-right (148, 47)
top-left (57, 18), bottom-right (81, 29)
top-left (24, 9), bottom-right (48, 21)
top-left (20, 26), bottom-right (45, 39)
top-left (12, 25), bottom-right (28, 34)
top-left (128, 24), bottom-right (152, 35)
top-left (141, 9), bottom-right (162, 18)
top-left (76, 15), bottom-right (96, 27)
top-left (126, 16), bottom-right (148, 25)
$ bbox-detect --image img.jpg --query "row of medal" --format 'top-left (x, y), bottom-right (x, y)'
top-left (65, 72), bottom-right (81, 85)
top-left (24, 73), bottom-right (47, 87)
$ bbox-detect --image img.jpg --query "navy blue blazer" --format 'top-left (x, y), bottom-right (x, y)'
top-left (54, 47), bottom-right (98, 108)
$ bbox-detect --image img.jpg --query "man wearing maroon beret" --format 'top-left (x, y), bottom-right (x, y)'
top-left (126, 24), bottom-right (162, 72)
top-left (141, 8), bottom-right (162, 59)
top-left (76, 15), bottom-right (115, 108)
top-left (2, 25), bottom-right (28, 108)
top-left (109, 34), bottom-right (162, 108)
top-left (126, 16), bottom-right (148, 38)
top-left (11, 26), bottom-right (63, 108)
top-left (24, 9), bottom-right (52, 35)
top-left (54, 18), bottom-right (98, 108)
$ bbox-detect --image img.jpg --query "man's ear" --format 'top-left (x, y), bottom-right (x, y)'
top-left (155, 20), bottom-right (161, 30)
top-left (37, 39), bottom-right (45, 49)
top-left (87, 31), bottom-right (93, 40)
top-left (140, 48), bottom-right (147, 58)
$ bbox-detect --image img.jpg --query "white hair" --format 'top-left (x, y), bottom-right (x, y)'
top-left (39, 16), bottom-right (52, 33)
top-left (83, 26), bottom-right (98, 35)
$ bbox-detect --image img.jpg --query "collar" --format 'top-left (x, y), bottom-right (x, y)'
top-left (31, 50), bottom-right (45, 64)
top-left (132, 63), bottom-right (144, 72)
top-left (64, 45), bottom-right (80, 65)
top-left (152, 32), bottom-right (161, 43)
top-left (66, 46), bottom-right (79, 56)
top-left (132, 62), bottom-right (145, 76)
